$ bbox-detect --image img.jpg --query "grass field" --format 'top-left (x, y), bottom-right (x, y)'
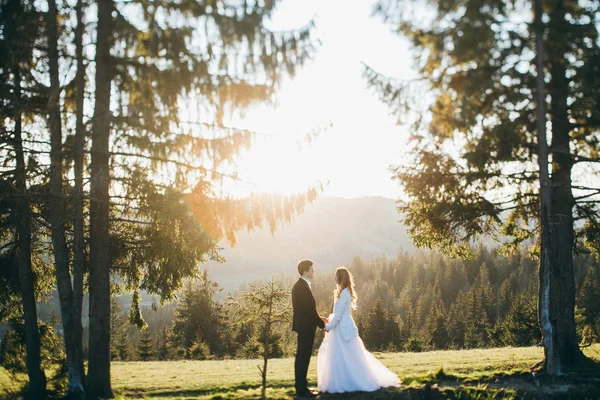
top-left (1, 344), bottom-right (600, 399)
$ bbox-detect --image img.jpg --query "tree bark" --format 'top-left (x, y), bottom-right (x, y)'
top-left (87, 0), bottom-right (114, 397)
top-left (534, 0), bottom-right (562, 375)
top-left (72, 0), bottom-right (88, 392)
top-left (13, 65), bottom-right (47, 400)
top-left (546, 0), bottom-right (587, 370)
top-left (47, 0), bottom-right (86, 397)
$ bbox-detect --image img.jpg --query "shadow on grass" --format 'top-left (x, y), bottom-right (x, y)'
top-left (120, 380), bottom-right (294, 399)
top-left (116, 369), bottom-right (600, 400)
top-left (397, 361), bottom-right (600, 400)
top-left (120, 383), bottom-right (517, 400)
top-left (121, 383), bottom-right (449, 400)
top-left (107, 360), bottom-right (600, 400)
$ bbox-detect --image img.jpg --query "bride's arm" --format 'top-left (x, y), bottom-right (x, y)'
top-left (325, 291), bottom-right (349, 331)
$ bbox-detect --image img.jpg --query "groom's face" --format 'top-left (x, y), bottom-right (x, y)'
top-left (305, 265), bottom-right (315, 279)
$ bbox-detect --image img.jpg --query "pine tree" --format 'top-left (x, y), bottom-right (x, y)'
top-left (228, 278), bottom-right (291, 400)
top-left (464, 288), bottom-right (489, 348)
top-left (384, 310), bottom-right (402, 351)
top-left (0, 1), bottom-right (48, 396)
top-left (169, 271), bottom-right (230, 358)
top-left (87, 0), bottom-right (114, 393)
top-left (82, 0), bottom-right (318, 392)
top-left (363, 299), bottom-right (389, 351)
top-left (369, 0), bottom-right (600, 371)
top-left (137, 329), bottom-right (154, 361)
top-left (500, 295), bottom-right (540, 347)
top-left (578, 268), bottom-right (600, 328)
top-left (189, 338), bottom-right (211, 360)
top-left (477, 263), bottom-right (495, 323)
top-left (425, 296), bottom-right (449, 350)
top-left (110, 298), bottom-right (131, 361)
top-left (45, 0), bottom-right (86, 394)
top-left (157, 326), bottom-right (169, 361)
top-left (447, 291), bottom-right (467, 349)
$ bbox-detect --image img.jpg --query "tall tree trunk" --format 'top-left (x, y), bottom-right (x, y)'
top-left (13, 66), bottom-right (47, 400)
top-left (47, 0), bottom-right (86, 397)
top-left (534, 0), bottom-right (561, 375)
top-left (546, 0), bottom-right (587, 370)
top-left (87, 0), bottom-right (114, 397)
top-left (72, 0), bottom-right (87, 392)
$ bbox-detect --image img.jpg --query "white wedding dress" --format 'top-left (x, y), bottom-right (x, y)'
top-left (317, 288), bottom-right (400, 393)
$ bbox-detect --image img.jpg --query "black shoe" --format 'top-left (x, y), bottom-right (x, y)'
top-left (296, 389), bottom-right (318, 398)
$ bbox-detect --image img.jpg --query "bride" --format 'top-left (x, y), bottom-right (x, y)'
top-left (317, 267), bottom-right (400, 394)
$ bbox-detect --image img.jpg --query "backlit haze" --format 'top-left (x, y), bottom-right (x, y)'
top-left (221, 0), bottom-right (417, 199)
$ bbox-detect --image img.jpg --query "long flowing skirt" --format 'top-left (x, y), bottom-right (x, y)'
top-left (317, 325), bottom-right (400, 393)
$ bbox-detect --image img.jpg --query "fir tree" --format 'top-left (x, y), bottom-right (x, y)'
top-left (369, 0), bottom-right (600, 372)
top-left (45, 0), bottom-right (86, 394)
top-left (447, 291), bottom-right (467, 349)
top-left (169, 272), bottom-right (228, 358)
top-left (500, 295), bottom-right (540, 347)
top-left (110, 298), bottom-right (131, 361)
top-left (578, 268), bottom-right (600, 330)
top-left (228, 278), bottom-right (291, 400)
top-left (157, 326), bottom-right (169, 361)
top-left (425, 297), bottom-right (449, 350)
top-left (82, 0), bottom-right (318, 392)
top-left (0, 0), bottom-right (48, 396)
top-left (137, 329), bottom-right (154, 361)
top-left (464, 288), bottom-right (490, 348)
top-left (363, 299), bottom-right (389, 351)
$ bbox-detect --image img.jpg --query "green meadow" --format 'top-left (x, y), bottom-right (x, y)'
top-left (2, 344), bottom-right (600, 399)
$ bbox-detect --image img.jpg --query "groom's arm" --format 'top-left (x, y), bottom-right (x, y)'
top-left (312, 298), bottom-right (325, 329)
top-left (298, 286), bottom-right (325, 329)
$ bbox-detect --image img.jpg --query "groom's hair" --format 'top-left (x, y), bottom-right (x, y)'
top-left (297, 259), bottom-right (313, 276)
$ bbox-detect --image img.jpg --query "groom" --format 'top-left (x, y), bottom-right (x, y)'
top-left (292, 259), bottom-right (326, 398)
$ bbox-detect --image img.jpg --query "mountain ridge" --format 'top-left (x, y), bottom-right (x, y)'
top-left (205, 196), bottom-right (415, 292)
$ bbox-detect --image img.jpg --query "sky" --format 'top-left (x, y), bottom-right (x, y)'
top-left (223, 0), bottom-right (417, 199)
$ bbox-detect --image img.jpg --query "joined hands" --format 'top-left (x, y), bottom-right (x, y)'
top-left (320, 316), bottom-right (329, 333)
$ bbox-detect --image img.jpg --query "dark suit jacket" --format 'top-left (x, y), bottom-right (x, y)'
top-left (292, 278), bottom-right (325, 334)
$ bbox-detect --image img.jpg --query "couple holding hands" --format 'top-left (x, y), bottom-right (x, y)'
top-left (291, 260), bottom-right (400, 398)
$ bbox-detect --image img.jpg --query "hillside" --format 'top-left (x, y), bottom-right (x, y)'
top-left (205, 196), bottom-right (414, 292)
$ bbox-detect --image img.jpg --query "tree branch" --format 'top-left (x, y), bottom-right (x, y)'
top-left (109, 217), bottom-right (153, 225)
top-left (573, 155), bottom-right (600, 164)
top-left (574, 190), bottom-right (600, 201)
top-left (109, 151), bottom-right (241, 181)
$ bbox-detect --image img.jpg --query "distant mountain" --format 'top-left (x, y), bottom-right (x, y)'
top-left (205, 196), bottom-right (415, 292)
top-left (24, 197), bottom-right (414, 320)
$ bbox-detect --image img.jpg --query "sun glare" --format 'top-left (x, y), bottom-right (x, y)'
top-left (188, 0), bottom-right (414, 201)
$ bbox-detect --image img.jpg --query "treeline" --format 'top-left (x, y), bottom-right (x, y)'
top-left (319, 247), bottom-right (600, 352)
top-left (80, 246), bottom-right (600, 361)
top-left (104, 271), bottom-right (296, 362)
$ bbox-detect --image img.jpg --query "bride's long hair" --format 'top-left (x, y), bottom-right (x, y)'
top-left (333, 267), bottom-right (357, 310)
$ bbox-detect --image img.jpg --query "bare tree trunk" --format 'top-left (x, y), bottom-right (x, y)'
top-left (536, 0), bottom-right (588, 374)
top-left (47, 0), bottom-right (86, 397)
top-left (13, 65), bottom-right (47, 400)
top-left (72, 0), bottom-right (88, 393)
top-left (534, 0), bottom-right (561, 375)
top-left (87, 0), bottom-right (114, 397)
top-left (546, 0), bottom-right (587, 370)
